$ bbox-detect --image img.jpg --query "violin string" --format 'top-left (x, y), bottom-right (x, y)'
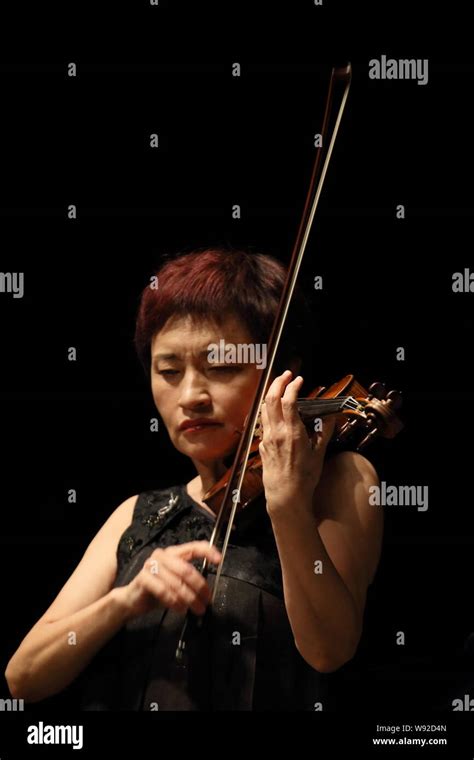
top-left (296, 397), bottom-right (363, 415)
top-left (297, 399), bottom-right (345, 410)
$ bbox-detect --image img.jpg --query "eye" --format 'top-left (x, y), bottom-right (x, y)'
top-left (208, 365), bottom-right (241, 372)
top-left (157, 369), bottom-right (179, 376)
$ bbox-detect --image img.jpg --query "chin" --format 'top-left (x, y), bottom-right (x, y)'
top-left (172, 436), bottom-right (223, 455)
top-left (179, 438), bottom-right (237, 463)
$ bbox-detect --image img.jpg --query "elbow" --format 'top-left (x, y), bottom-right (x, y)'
top-left (298, 648), bottom-right (356, 674)
top-left (294, 635), bottom-right (360, 674)
top-left (313, 652), bottom-right (355, 674)
top-left (298, 607), bottom-right (364, 673)
top-left (5, 653), bottom-right (67, 704)
top-left (298, 650), bottom-right (354, 674)
top-left (4, 666), bottom-right (49, 704)
top-left (5, 654), bottom-right (37, 702)
top-left (5, 662), bottom-right (26, 701)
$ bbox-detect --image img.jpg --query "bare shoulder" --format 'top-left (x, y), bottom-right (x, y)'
top-left (314, 451), bottom-right (383, 603)
top-left (36, 494), bottom-right (139, 625)
top-left (75, 492), bottom-right (140, 577)
top-left (321, 450), bottom-right (379, 493)
top-left (79, 493), bottom-right (139, 565)
top-left (93, 494), bottom-right (139, 542)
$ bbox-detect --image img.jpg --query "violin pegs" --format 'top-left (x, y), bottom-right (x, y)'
top-left (386, 390), bottom-right (403, 410)
top-left (368, 382), bottom-right (386, 400)
top-left (357, 426), bottom-right (380, 450)
top-left (336, 417), bottom-right (360, 442)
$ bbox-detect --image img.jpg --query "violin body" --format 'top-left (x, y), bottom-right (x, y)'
top-left (203, 374), bottom-right (403, 515)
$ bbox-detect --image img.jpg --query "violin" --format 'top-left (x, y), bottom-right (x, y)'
top-left (202, 373), bottom-right (404, 515)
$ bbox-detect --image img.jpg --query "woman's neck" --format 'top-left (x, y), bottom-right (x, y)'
top-left (187, 458), bottom-right (228, 503)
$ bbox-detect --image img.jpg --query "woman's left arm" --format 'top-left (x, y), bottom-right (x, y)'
top-left (260, 371), bottom-right (383, 673)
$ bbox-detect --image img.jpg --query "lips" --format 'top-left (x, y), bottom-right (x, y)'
top-left (179, 418), bottom-right (222, 431)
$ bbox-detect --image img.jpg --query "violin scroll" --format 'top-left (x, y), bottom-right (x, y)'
top-left (335, 379), bottom-right (404, 450)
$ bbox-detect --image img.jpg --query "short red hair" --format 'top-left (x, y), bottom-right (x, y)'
top-left (134, 246), bottom-right (311, 376)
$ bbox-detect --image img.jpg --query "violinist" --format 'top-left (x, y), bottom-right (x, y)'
top-left (5, 247), bottom-right (383, 711)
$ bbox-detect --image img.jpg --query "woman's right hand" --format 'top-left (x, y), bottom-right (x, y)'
top-left (120, 541), bottom-right (222, 620)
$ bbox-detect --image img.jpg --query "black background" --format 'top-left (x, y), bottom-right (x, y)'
top-left (1, 0), bottom-right (473, 753)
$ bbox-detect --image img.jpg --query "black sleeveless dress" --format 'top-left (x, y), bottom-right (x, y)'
top-left (78, 483), bottom-right (337, 711)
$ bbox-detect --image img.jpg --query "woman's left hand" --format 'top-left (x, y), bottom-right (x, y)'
top-left (259, 370), bottom-right (336, 515)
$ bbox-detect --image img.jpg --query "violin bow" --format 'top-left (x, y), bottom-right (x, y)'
top-left (176, 63), bottom-right (352, 662)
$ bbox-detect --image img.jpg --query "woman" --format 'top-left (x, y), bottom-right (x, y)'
top-left (5, 247), bottom-right (382, 710)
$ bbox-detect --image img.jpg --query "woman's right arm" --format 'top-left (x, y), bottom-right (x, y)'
top-left (4, 495), bottom-right (221, 703)
top-left (4, 495), bottom-right (139, 703)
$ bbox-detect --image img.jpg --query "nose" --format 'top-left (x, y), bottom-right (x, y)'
top-left (178, 368), bottom-right (212, 411)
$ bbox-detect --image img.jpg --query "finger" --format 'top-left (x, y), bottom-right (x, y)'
top-left (281, 375), bottom-right (305, 429)
top-left (264, 370), bottom-right (293, 426)
top-left (260, 399), bottom-right (270, 438)
top-left (140, 568), bottom-right (187, 614)
top-left (171, 540), bottom-right (222, 565)
top-left (163, 554), bottom-right (212, 606)
top-left (145, 559), bottom-right (208, 616)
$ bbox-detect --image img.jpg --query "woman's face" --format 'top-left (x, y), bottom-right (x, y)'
top-left (150, 314), bottom-right (264, 465)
